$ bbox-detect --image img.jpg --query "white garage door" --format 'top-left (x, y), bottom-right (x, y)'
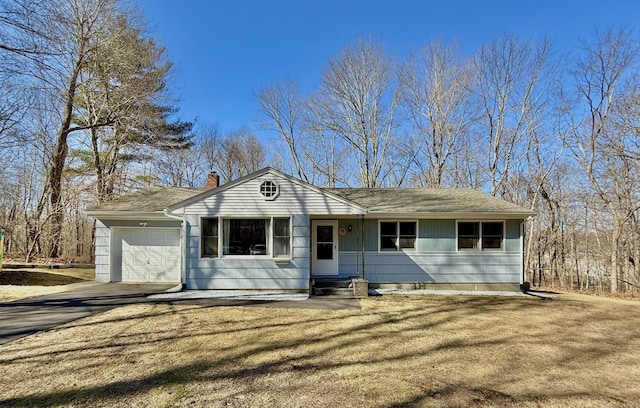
top-left (119, 229), bottom-right (181, 282)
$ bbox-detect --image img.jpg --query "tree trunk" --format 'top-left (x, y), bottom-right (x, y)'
top-left (48, 57), bottom-right (84, 258)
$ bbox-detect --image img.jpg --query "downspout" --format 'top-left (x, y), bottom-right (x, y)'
top-left (521, 217), bottom-right (533, 291)
top-left (520, 220), bottom-right (525, 288)
top-left (164, 208), bottom-right (187, 289)
top-left (360, 214), bottom-right (365, 280)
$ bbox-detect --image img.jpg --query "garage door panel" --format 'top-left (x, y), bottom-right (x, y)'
top-left (118, 229), bottom-right (180, 283)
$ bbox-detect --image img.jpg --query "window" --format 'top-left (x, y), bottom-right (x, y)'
top-left (201, 218), bottom-right (219, 257)
top-left (457, 221), bottom-right (504, 251)
top-left (457, 222), bottom-right (479, 250)
top-left (259, 180), bottom-right (278, 200)
top-left (223, 219), bottom-right (267, 255)
top-left (201, 217), bottom-right (292, 258)
top-left (482, 222), bottom-right (504, 250)
top-left (273, 218), bottom-right (290, 258)
top-left (380, 221), bottom-right (417, 251)
top-left (399, 221), bottom-right (417, 249)
top-left (380, 222), bottom-right (397, 251)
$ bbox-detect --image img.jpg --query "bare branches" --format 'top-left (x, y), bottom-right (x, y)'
top-left (255, 80), bottom-right (308, 182)
top-left (309, 39), bottom-right (400, 187)
top-left (473, 34), bottom-right (555, 196)
top-left (201, 127), bottom-right (265, 183)
top-left (399, 39), bottom-right (475, 187)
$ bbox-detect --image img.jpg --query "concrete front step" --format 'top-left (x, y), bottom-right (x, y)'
top-left (312, 278), bottom-right (353, 289)
top-left (313, 286), bottom-right (354, 296)
top-left (311, 278), bottom-right (369, 298)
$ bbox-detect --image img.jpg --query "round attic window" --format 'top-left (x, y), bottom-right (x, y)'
top-left (259, 180), bottom-right (279, 200)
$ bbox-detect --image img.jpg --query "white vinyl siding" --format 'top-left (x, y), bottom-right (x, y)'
top-left (338, 252), bottom-right (521, 284)
top-left (186, 215), bottom-right (309, 290)
top-left (180, 173), bottom-right (364, 290)
top-left (94, 220), bottom-right (110, 282)
top-left (181, 174), bottom-right (363, 216)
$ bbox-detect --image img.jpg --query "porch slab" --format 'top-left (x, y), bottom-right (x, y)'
top-left (149, 290), bottom-right (309, 301)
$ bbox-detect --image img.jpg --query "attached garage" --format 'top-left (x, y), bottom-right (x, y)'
top-left (113, 228), bottom-right (181, 283)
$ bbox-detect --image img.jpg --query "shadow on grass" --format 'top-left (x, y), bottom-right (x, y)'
top-left (0, 270), bottom-right (85, 286)
top-left (1, 294), bottom-right (637, 407)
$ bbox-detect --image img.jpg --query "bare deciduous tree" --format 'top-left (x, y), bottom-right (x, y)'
top-left (2, 0), bottom-right (120, 257)
top-left (473, 34), bottom-right (554, 196)
top-left (567, 27), bottom-right (640, 292)
top-left (256, 80), bottom-right (309, 182)
top-left (399, 40), bottom-right (476, 187)
top-left (308, 39), bottom-right (400, 187)
top-left (202, 127), bottom-right (265, 183)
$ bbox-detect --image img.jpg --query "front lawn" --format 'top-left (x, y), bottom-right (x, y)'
top-left (1, 293), bottom-right (638, 407)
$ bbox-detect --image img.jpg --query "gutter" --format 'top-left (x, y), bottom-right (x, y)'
top-left (163, 208), bottom-right (183, 221)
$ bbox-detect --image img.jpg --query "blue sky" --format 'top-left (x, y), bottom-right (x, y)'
top-left (137, 0), bottom-right (639, 140)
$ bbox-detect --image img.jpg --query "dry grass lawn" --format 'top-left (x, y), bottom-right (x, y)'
top-left (1, 293), bottom-right (639, 407)
top-left (0, 268), bottom-right (95, 302)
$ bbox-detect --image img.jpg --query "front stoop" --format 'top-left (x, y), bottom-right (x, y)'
top-left (312, 278), bottom-right (369, 298)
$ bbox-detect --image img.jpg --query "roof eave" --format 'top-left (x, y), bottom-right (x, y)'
top-left (363, 211), bottom-right (536, 219)
top-left (83, 210), bottom-right (172, 220)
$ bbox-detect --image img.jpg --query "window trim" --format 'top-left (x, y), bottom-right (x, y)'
top-left (272, 217), bottom-right (292, 261)
top-left (222, 218), bottom-right (269, 257)
top-left (200, 216), bottom-right (292, 260)
top-left (456, 220), bottom-right (505, 252)
top-left (378, 220), bottom-right (418, 253)
top-left (259, 180), bottom-right (279, 200)
top-left (200, 217), bottom-right (219, 258)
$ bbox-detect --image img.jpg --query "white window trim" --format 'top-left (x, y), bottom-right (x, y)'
top-left (200, 216), bottom-right (219, 258)
top-left (200, 216), bottom-right (291, 260)
top-left (378, 220), bottom-right (418, 253)
top-left (272, 216), bottom-right (292, 262)
top-left (456, 220), bottom-right (505, 252)
top-left (258, 180), bottom-right (279, 200)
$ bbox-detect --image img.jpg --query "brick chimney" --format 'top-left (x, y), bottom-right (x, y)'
top-left (206, 172), bottom-right (220, 189)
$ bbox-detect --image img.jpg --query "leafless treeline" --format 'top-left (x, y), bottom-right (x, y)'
top-left (256, 32), bottom-right (640, 294)
top-left (0, 0), bottom-right (638, 293)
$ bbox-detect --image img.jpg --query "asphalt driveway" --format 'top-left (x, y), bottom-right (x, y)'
top-left (0, 282), bottom-right (361, 345)
top-left (0, 282), bottom-right (178, 345)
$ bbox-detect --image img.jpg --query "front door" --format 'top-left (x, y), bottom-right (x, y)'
top-left (312, 220), bottom-right (339, 275)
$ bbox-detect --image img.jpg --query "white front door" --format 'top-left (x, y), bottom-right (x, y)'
top-left (312, 220), bottom-right (338, 275)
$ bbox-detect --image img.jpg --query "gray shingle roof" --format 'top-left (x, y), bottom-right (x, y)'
top-left (86, 186), bottom-right (206, 213)
top-left (86, 182), bottom-right (534, 218)
top-left (324, 188), bottom-right (535, 216)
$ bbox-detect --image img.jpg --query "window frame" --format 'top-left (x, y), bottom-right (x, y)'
top-left (456, 220), bottom-right (505, 252)
top-left (259, 180), bottom-right (279, 200)
top-left (201, 217), bottom-right (219, 258)
top-left (272, 217), bottom-right (292, 259)
top-left (222, 218), bottom-right (269, 256)
top-left (378, 220), bottom-right (418, 252)
top-left (199, 216), bottom-right (292, 259)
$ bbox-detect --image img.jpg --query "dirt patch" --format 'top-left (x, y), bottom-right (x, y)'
top-left (0, 293), bottom-right (639, 407)
top-left (0, 270), bottom-right (85, 286)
